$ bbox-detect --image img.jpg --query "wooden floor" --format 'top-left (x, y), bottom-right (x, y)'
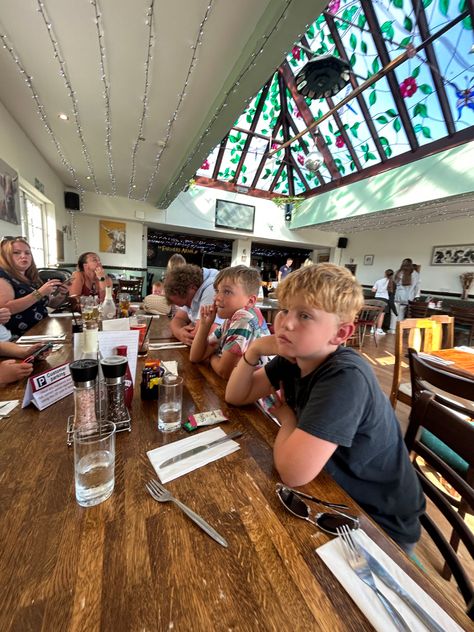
top-left (356, 331), bottom-right (473, 615)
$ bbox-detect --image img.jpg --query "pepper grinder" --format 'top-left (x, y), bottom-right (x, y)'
top-left (101, 356), bottom-right (131, 432)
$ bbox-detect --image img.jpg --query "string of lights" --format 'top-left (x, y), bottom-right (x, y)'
top-left (0, 28), bottom-right (84, 200)
top-left (141, 0), bottom-right (216, 202)
top-left (36, 0), bottom-right (100, 194)
top-left (128, 0), bottom-right (156, 198)
top-left (161, 0), bottom-right (313, 207)
top-left (90, 0), bottom-right (116, 195)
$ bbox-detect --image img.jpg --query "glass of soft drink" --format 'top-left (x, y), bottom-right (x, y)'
top-left (158, 375), bottom-right (183, 432)
top-left (131, 315), bottom-right (149, 356)
top-left (118, 293), bottom-right (130, 318)
top-left (73, 421), bottom-right (116, 507)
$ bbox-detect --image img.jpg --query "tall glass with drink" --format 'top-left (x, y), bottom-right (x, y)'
top-left (158, 375), bottom-right (183, 432)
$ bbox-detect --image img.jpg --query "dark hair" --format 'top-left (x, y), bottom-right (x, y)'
top-left (164, 264), bottom-right (203, 300)
top-left (77, 252), bottom-right (96, 271)
top-left (214, 265), bottom-right (261, 295)
top-left (395, 258), bottom-right (414, 286)
top-left (385, 269), bottom-right (395, 293)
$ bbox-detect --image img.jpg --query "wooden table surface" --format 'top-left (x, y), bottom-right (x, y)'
top-left (1, 316), bottom-right (471, 631)
top-left (432, 347), bottom-right (474, 378)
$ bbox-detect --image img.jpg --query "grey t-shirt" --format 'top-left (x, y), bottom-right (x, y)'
top-left (265, 347), bottom-right (425, 544)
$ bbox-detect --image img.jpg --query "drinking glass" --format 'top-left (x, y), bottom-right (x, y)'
top-left (131, 315), bottom-right (150, 356)
top-left (73, 421), bottom-right (116, 507)
top-left (158, 375), bottom-right (183, 432)
top-left (118, 293), bottom-right (130, 318)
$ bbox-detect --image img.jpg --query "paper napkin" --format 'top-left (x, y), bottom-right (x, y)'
top-left (316, 529), bottom-right (463, 632)
top-left (147, 427), bottom-right (241, 483)
top-left (0, 400), bottom-right (20, 417)
top-left (161, 361), bottom-right (178, 375)
top-left (455, 346), bottom-right (474, 354)
top-left (17, 334), bottom-right (66, 343)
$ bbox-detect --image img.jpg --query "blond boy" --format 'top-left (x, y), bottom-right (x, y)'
top-left (190, 266), bottom-right (269, 379)
top-left (226, 263), bottom-right (424, 551)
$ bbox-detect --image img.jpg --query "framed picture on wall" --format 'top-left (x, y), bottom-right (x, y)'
top-left (100, 220), bottom-right (126, 254)
top-left (364, 254), bottom-right (374, 265)
top-left (431, 244), bottom-right (474, 265)
top-left (215, 199), bottom-right (255, 232)
top-left (0, 157), bottom-right (20, 225)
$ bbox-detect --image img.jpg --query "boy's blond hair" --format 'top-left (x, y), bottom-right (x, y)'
top-left (276, 263), bottom-right (363, 322)
top-left (214, 265), bottom-right (261, 296)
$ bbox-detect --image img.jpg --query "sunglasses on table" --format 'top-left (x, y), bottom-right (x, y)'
top-left (276, 484), bottom-right (359, 536)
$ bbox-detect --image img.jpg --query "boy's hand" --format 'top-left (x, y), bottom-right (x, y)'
top-left (0, 307), bottom-right (11, 324)
top-left (199, 303), bottom-right (217, 329)
top-left (268, 385), bottom-right (297, 428)
top-left (0, 359), bottom-right (33, 385)
top-left (244, 335), bottom-right (279, 365)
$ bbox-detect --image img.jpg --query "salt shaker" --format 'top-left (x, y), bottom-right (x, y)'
top-left (69, 359), bottom-right (99, 431)
top-left (101, 356), bottom-right (131, 431)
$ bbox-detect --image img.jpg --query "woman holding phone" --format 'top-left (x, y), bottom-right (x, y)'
top-left (0, 236), bottom-right (68, 336)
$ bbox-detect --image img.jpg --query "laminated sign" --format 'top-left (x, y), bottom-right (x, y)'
top-left (22, 362), bottom-right (73, 411)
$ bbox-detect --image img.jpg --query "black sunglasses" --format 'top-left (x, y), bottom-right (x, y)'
top-left (276, 484), bottom-right (359, 536)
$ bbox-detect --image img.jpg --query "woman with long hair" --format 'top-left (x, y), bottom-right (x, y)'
top-left (394, 258), bottom-right (420, 321)
top-left (371, 269), bottom-right (397, 334)
top-left (68, 252), bottom-right (112, 300)
top-left (0, 236), bottom-right (68, 336)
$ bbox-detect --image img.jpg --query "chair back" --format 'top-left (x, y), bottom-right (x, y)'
top-left (450, 306), bottom-right (474, 346)
top-left (407, 300), bottom-right (429, 318)
top-left (118, 278), bottom-right (143, 301)
top-left (390, 317), bottom-right (448, 409)
top-left (429, 314), bottom-right (454, 348)
top-left (345, 304), bottom-right (384, 350)
top-left (405, 390), bottom-right (474, 618)
top-left (37, 268), bottom-right (72, 283)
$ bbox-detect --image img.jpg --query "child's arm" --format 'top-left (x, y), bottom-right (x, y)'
top-left (189, 304), bottom-right (218, 363)
top-left (269, 387), bottom-right (338, 487)
top-left (0, 342), bottom-right (46, 360)
top-left (225, 336), bottom-right (278, 404)
top-left (209, 350), bottom-right (239, 380)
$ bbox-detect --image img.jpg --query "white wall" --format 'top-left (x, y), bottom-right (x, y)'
top-left (337, 216), bottom-right (474, 294)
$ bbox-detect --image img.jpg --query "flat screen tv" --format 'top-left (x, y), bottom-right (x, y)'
top-left (215, 199), bottom-right (255, 233)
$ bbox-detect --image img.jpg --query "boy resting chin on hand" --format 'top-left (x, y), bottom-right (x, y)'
top-left (225, 263), bottom-right (425, 553)
top-left (190, 265), bottom-right (270, 380)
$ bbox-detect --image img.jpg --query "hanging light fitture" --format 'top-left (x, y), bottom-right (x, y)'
top-left (305, 148), bottom-right (324, 172)
top-left (295, 54), bottom-right (351, 99)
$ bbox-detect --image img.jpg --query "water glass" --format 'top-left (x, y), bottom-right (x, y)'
top-left (73, 421), bottom-right (116, 507)
top-left (158, 375), bottom-right (183, 432)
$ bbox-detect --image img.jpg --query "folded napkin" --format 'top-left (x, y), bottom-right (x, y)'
top-left (50, 312), bottom-right (81, 318)
top-left (149, 343), bottom-right (187, 350)
top-left (17, 334), bottom-right (66, 343)
top-left (0, 400), bottom-right (20, 417)
top-left (455, 346), bottom-right (474, 354)
top-left (418, 352), bottom-right (454, 365)
top-left (161, 361), bottom-right (178, 375)
top-left (147, 427), bottom-right (241, 483)
top-left (316, 530), bottom-right (463, 632)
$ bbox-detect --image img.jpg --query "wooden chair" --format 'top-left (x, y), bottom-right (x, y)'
top-left (405, 390), bottom-right (474, 619)
top-left (346, 304), bottom-right (384, 350)
top-left (407, 300), bottom-right (429, 318)
top-left (450, 305), bottom-right (474, 346)
top-left (390, 317), bottom-right (450, 409)
top-left (118, 278), bottom-right (143, 301)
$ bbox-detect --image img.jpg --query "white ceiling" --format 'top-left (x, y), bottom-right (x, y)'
top-left (0, 0), bottom-right (322, 208)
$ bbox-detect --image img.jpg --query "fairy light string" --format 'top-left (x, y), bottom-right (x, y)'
top-left (128, 0), bottom-right (156, 198)
top-left (36, 0), bottom-right (100, 193)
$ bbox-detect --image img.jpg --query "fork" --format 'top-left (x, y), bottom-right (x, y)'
top-left (337, 525), bottom-right (411, 631)
top-left (146, 479), bottom-right (228, 548)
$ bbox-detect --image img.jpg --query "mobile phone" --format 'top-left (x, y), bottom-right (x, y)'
top-left (22, 342), bottom-right (54, 364)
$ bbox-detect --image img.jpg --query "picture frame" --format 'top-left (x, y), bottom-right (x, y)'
top-left (0, 157), bottom-right (20, 225)
top-left (364, 254), bottom-right (374, 266)
top-left (431, 244), bottom-right (474, 265)
top-left (215, 199), bottom-right (255, 232)
top-left (99, 220), bottom-right (126, 254)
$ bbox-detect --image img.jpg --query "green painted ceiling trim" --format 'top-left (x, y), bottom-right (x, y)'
top-left (291, 141), bottom-right (474, 228)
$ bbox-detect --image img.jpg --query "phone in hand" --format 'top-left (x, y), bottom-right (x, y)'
top-left (22, 342), bottom-right (54, 364)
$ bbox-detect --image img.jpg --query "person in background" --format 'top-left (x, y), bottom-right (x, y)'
top-left (278, 257), bottom-right (293, 282)
top-left (0, 236), bottom-right (68, 336)
top-left (142, 281), bottom-right (171, 316)
top-left (393, 258), bottom-right (420, 324)
top-left (225, 263), bottom-right (425, 552)
top-left (190, 265), bottom-right (270, 379)
top-left (302, 258), bottom-right (313, 267)
top-left (69, 252), bottom-right (112, 301)
top-left (167, 253), bottom-right (186, 271)
top-left (164, 264), bottom-right (219, 345)
top-left (371, 269), bottom-right (397, 335)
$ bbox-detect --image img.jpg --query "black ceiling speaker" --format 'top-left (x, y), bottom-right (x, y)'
top-left (284, 203), bottom-right (293, 222)
top-left (64, 191), bottom-right (80, 211)
top-left (295, 55), bottom-right (351, 99)
top-left (337, 237), bottom-right (348, 248)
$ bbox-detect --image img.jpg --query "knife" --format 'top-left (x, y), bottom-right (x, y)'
top-left (159, 430), bottom-right (243, 468)
top-left (359, 544), bottom-right (446, 632)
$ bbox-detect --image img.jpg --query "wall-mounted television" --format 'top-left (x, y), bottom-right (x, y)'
top-left (215, 199), bottom-right (255, 233)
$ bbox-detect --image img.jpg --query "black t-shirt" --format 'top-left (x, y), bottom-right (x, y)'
top-left (265, 347), bottom-right (425, 544)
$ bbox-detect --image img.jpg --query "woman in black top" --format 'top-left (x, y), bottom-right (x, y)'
top-left (0, 237), bottom-right (68, 336)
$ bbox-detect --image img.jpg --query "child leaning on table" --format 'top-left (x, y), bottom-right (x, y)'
top-left (225, 263), bottom-right (425, 552)
top-left (190, 265), bottom-right (270, 379)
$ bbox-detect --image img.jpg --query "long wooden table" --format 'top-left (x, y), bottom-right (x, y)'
top-left (431, 347), bottom-right (474, 378)
top-left (1, 315), bottom-right (471, 631)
